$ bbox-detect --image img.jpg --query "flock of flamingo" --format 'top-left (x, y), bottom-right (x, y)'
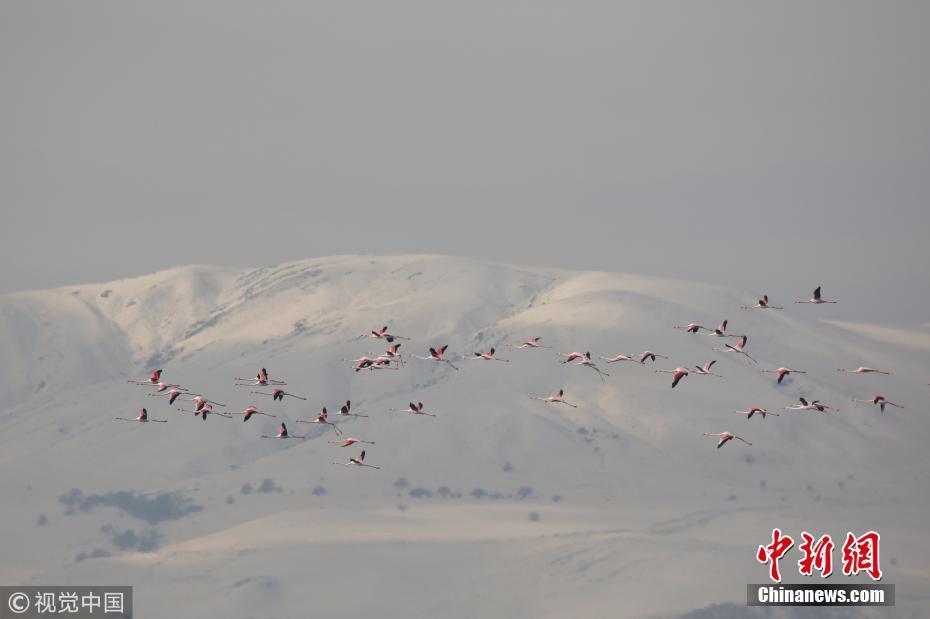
top-left (118, 285), bottom-right (909, 462)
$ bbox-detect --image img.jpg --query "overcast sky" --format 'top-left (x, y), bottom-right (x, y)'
top-left (2, 1), bottom-right (928, 323)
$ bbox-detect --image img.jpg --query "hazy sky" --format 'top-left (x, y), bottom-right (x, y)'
top-left (3, 1), bottom-right (928, 323)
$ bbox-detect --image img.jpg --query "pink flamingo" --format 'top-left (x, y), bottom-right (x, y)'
top-left (332, 450), bottom-right (380, 469)
top-left (795, 286), bottom-right (837, 305)
top-left (467, 347), bottom-right (510, 362)
top-left (178, 402), bottom-right (233, 420)
top-left (508, 336), bottom-right (551, 349)
top-left (369, 343), bottom-right (404, 365)
top-left (558, 351), bottom-right (587, 363)
top-left (114, 408), bottom-right (167, 423)
top-left (413, 345), bottom-right (459, 370)
top-left (706, 319), bottom-right (738, 338)
top-left (837, 367), bottom-right (890, 375)
top-left (529, 389), bottom-right (578, 408)
top-left (297, 408), bottom-right (342, 435)
top-left (230, 405), bottom-right (276, 422)
top-left (734, 407), bottom-right (779, 419)
top-left (760, 367), bottom-right (806, 384)
top-left (147, 388), bottom-right (188, 405)
top-left (599, 353), bottom-right (641, 364)
top-left (358, 325), bottom-right (409, 343)
top-left (389, 402), bottom-right (437, 417)
top-left (714, 335), bottom-right (757, 364)
top-left (262, 422), bottom-right (305, 439)
top-left (702, 432), bottom-right (752, 449)
top-left (784, 397), bottom-right (839, 413)
top-left (329, 437), bottom-right (376, 447)
top-left (692, 360), bottom-right (722, 377)
top-left (635, 351), bottom-right (669, 364)
top-left (656, 367), bottom-right (689, 388)
top-left (251, 388), bottom-right (306, 401)
top-left (742, 294), bottom-right (783, 310)
top-left (852, 395), bottom-right (903, 413)
top-left (235, 367), bottom-right (287, 386)
top-left (127, 369), bottom-right (163, 385)
top-left (333, 400), bottom-right (368, 418)
top-left (571, 352), bottom-right (610, 380)
top-left (674, 322), bottom-right (710, 334)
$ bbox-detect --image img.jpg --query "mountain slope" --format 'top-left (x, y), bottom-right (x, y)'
top-left (1, 255), bottom-right (927, 617)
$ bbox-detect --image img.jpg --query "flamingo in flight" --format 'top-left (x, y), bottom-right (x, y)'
top-left (468, 347), bottom-right (510, 362)
top-left (369, 343), bottom-right (404, 365)
top-left (414, 345), bottom-right (459, 370)
top-left (852, 395), bottom-right (903, 413)
top-left (297, 408), bottom-right (342, 435)
top-left (262, 422), bottom-right (305, 439)
top-left (251, 388), bottom-right (307, 401)
top-left (837, 367), bottom-right (890, 375)
top-left (333, 400), bottom-right (368, 418)
top-left (656, 367), bottom-right (689, 388)
top-left (359, 325), bottom-right (409, 343)
top-left (329, 437), bottom-right (376, 447)
top-left (571, 352), bottom-right (610, 380)
top-left (635, 351), bottom-right (669, 364)
top-left (508, 336), bottom-right (551, 349)
top-left (114, 408), bottom-right (167, 423)
top-left (142, 381), bottom-right (185, 392)
top-left (706, 319), bottom-right (738, 338)
top-left (735, 407), bottom-right (779, 419)
top-left (147, 388), bottom-right (188, 405)
top-left (702, 432), bottom-right (752, 449)
top-left (742, 295), bottom-right (783, 310)
top-left (714, 335), bottom-right (756, 364)
top-left (369, 358), bottom-right (399, 371)
top-left (784, 397), bottom-right (839, 413)
top-left (760, 367), bottom-right (806, 384)
top-left (182, 395), bottom-right (227, 411)
top-left (674, 322), bottom-right (710, 334)
top-left (599, 353), bottom-right (641, 364)
top-left (559, 351), bottom-right (587, 364)
top-left (179, 403), bottom-right (233, 420)
top-left (692, 360), bottom-right (722, 377)
top-left (332, 450), bottom-right (380, 469)
top-left (128, 369), bottom-right (164, 385)
top-left (529, 389), bottom-right (578, 408)
top-left (230, 405), bottom-right (276, 422)
top-left (795, 286), bottom-right (837, 305)
top-left (235, 367), bottom-right (286, 386)
top-left (389, 402), bottom-right (437, 417)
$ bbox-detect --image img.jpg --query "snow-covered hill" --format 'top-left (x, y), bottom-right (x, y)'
top-left (1, 255), bottom-right (927, 618)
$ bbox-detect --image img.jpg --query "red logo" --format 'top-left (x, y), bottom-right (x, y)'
top-left (758, 529), bottom-right (882, 582)
top-left (842, 531), bottom-right (882, 581)
top-left (756, 528), bottom-right (795, 583)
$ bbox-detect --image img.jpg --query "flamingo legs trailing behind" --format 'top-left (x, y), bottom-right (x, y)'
top-left (251, 388), bottom-right (306, 401)
top-left (852, 396), bottom-right (903, 413)
top-left (714, 335), bottom-right (756, 364)
top-left (529, 389), bottom-right (578, 408)
top-left (262, 422), bottom-right (305, 439)
top-left (760, 367), bottom-right (805, 384)
top-left (332, 450), bottom-right (380, 469)
top-left (795, 286), bottom-right (837, 304)
top-left (114, 408), bottom-right (167, 423)
top-left (413, 345), bottom-right (459, 370)
top-left (703, 432), bottom-right (752, 449)
top-left (656, 367), bottom-right (689, 388)
top-left (735, 407), bottom-right (779, 419)
top-left (389, 402), bottom-right (437, 417)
